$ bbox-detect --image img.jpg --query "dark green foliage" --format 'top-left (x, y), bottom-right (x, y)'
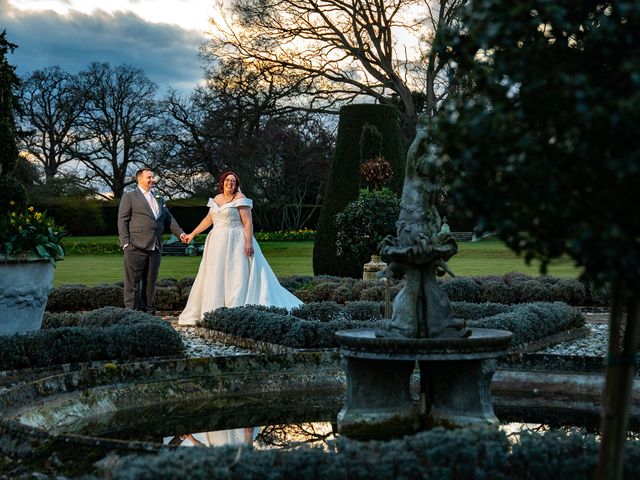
top-left (43, 274), bottom-right (605, 316)
top-left (199, 306), bottom-right (373, 348)
top-left (0, 31), bottom-right (27, 212)
top-left (451, 302), bottom-right (511, 321)
top-left (198, 300), bottom-right (579, 348)
top-left (314, 104), bottom-right (404, 277)
top-left (0, 176), bottom-right (28, 212)
top-left (480, 279), bottom-right (518, 304)
top-left (435, 0), bottom-right (640, 290)
top-left (358, 285), bottom-right (387, 302)
top-left (278, 275), bottom-right (314, 293)
top-left (46, 284), bottom-right (124, 311)
top-left (291, 302), bottom-right (348, 323)
top-left (343, 301), bottom-right (383, 321)
top-left (41, 198), bottom-right (107, 236)
top-left (104, 427), bottom-right (640, 480)
top-left (509, 430), bottom-right (598, 479)
top-left (307, 281), bottom-right (340, 302)
top-left (359, 122), bottom-right (383, 163)
top-left (155, 287), bottom-right (181, 311)
top-left (43, 306), bottom-right (153, 328)
top-left (334, 188), bottom-right (401, 277)
top-left (0, 312), bottom-right (183, 370)
top-left (45, 284), bottom-right (185, 312)
top-left (468, 302), bottom-right (584, 345)
top-left (441, 277), bottom-right (481, 302)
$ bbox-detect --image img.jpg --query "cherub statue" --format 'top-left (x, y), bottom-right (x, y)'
top-left (379, 114), bottom-right (470, 338)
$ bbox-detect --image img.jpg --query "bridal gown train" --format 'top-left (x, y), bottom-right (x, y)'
top-left (178, 198), bottom-right (302, 326)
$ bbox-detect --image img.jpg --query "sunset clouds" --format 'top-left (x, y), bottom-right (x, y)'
top-left (1, 0), bottom-right (212, 93)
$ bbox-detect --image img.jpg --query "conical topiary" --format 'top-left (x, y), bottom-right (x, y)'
top-left (313, 104), bottom-right (404, 277)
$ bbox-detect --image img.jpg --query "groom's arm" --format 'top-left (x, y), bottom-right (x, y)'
top-left (117, 193), bottom-right (132, 249)
top-left (163, 206), bottom-right (185, 240)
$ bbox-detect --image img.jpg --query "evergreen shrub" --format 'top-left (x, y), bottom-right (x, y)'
top-left (198, 301), bottom-right (580, 349)
top-left (42, 306), bottom-right (155, 328)
top-left (313, 104), bottom-right (404, 277)
top-left (468, 302), bottom-right (583, 345)
top-left (43, 198), bottom-right (107, 235)
top-left (343, 301), bottom-right (383, 321)
top-left (334, 188), bottom-right (401, 277)
top-left (291, 302), bottom-right (349, 323)
top-left (0, 316), bottom-right (183, 370)
top-left (441, 277), bottom-right (481, 302)
top-left (103, 426), bottom-right (640, 480)
top-left (199, 306), bottom-right (378, 348)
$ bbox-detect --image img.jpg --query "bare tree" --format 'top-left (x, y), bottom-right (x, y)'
top-left (205, 0), bottom-right (468, 131)
top-left (155, 58), bottom-right (333, 229)
top-left (416, 0), bottom-right (468, 116)
top-left (19, 66), bottom-right (85, 182)
top-left (74, 63), bottom-right (160, 198)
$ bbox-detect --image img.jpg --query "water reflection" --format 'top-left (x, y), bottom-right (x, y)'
top-left (164, 427), bottom-right (260, 447)
top-left (72, 390), bottom-right (639, 448)
top-left (162, 423), bottom-right (338, 450)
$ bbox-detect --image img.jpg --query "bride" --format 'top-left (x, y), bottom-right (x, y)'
top-left (178, 172), bottom-right (302, 326)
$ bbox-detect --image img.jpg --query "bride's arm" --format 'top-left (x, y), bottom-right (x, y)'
top-left (238, 207), bottom-right (254, 257)
top-left (184, 213), bottom-right (213, 243)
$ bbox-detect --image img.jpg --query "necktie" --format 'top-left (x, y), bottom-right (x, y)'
top-left (147, 191), bottom-right (159, 218)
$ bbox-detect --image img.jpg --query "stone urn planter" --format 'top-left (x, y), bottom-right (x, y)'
top-left (362, 254), bottom-right (387, 280)
top-left (0, 257), bottom-right (56, 336)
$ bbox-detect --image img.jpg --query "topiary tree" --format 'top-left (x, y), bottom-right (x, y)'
top-left (435, 2), bottom-right (639, 479)
top-left (359, 122), bottom-right (383, 164)
top-left (0, 30), bottom-right (27, 212)
top-left (313, 104), bottom-right (404, 276)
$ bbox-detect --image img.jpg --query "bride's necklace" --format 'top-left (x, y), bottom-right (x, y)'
top-left (222, 193), bottom-right (235, 204)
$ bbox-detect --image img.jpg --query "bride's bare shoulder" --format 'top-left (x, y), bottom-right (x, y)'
top-left (235, 193), bottom-right (247, 199)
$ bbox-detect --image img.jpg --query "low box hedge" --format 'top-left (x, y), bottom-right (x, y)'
top-left (45, 273), bottom-right (607, 314)
top-left (0, 308), bottom-right (183, 371)
top-left (102, 426), bottom-right (640, 480)
top-left (197, 301), bottom-right (583, 349)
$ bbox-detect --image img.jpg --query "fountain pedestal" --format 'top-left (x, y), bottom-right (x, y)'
top-left (336, 328), bottom-right (513, 439)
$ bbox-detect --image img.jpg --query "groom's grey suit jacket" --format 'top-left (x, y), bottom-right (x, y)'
top-left (117, 188), bottom-right (184, 252)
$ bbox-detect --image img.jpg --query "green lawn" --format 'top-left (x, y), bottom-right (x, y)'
top-left (53, 237), bottom-right (581, 286)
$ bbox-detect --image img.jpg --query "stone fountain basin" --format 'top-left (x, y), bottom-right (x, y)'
top-left (336, 327), bottom-right (513, 360)
top-left (0, 347), bottom-right (639, 456)
top-left (0, 353), bottom-right (344, 451)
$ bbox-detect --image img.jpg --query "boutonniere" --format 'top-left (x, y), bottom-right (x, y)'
top-left (155, 195), bottom-right (165, 207)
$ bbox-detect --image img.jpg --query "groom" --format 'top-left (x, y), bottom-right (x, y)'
top-left (117, 168), bottom-right (186, 313)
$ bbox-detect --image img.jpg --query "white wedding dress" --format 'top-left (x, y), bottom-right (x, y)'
top-left (178, 198), bottom-right (302, 326)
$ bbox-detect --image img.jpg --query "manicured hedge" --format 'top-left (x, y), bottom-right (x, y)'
top-left (467, 302), bottom-right (584, 345)
top-left (45, 273), bottom-right (608, 314)
top-left (0, 308), bottom-right (183, 370)
top-left (101, 426), bottom-right (640, 480)
top-left (313, 104), bottom-right (404, 277)
top-left (197, 301), bottom-right (582, 349)
top-left (293, 273), bottom-right (605, 306)
top-left (199, 305), bottom-right (378, 349)
top-left (46, 283), bottom-right (187, 312)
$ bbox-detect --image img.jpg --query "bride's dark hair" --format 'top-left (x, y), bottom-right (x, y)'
top-left (219, 171), bottom-right (240, 194)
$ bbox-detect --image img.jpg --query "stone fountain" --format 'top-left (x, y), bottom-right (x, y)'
top-left (336, 114), bottom-right (513, 439)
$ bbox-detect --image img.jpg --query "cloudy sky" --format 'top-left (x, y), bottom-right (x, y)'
top-left (1, 0), bottom-right (220, 94)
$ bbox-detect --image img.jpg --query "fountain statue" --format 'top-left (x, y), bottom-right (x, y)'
top-left (336, 114), bottom-right (513, 439)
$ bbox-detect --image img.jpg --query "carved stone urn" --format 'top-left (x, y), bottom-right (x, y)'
top-left (362, 255), bottom-right (387, 280)
top-left (0, 258), bottom-right (55, 336)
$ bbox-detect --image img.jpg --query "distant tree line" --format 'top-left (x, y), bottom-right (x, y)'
top-left (15, 60), bottom-right (335, 230)
top-left (10, 1), bottom-right (471, 230)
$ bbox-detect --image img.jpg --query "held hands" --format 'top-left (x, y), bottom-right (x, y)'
top-left (180, 233), bottom-right (194, 244)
